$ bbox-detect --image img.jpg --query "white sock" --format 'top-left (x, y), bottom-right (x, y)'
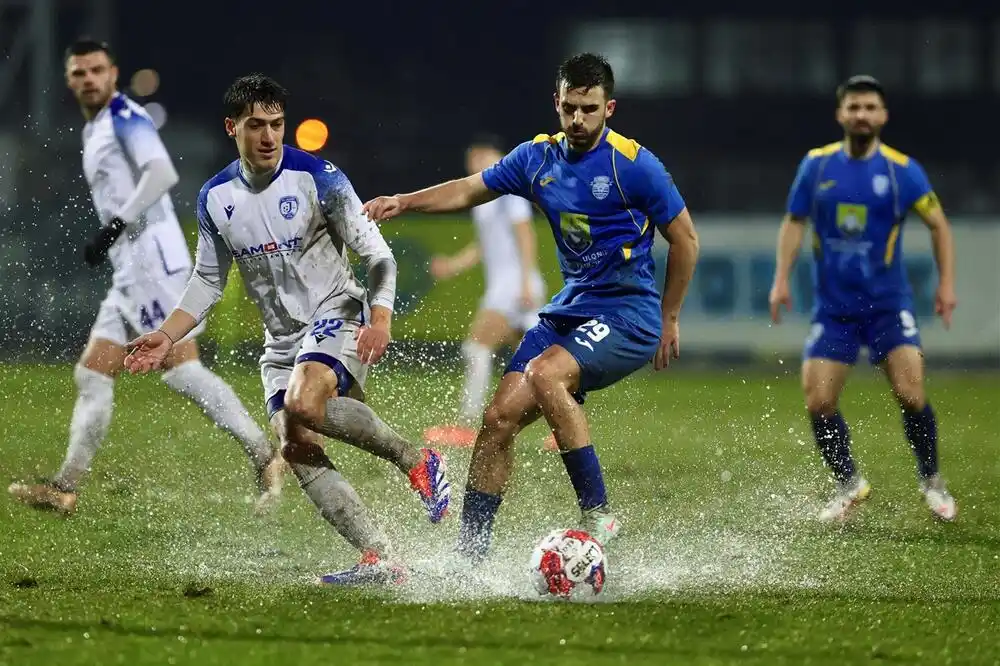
top-left (53, 365), bottom-right (115, 492)
top-left (459, 340), bottom-right (493, 426)
top-left (291, 461), bottom-right (391, 556)
top-left (161, 360), bottom-right (272, 473)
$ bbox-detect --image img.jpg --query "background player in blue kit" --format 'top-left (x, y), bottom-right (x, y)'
top-left (364, 53), bottom-right (700, 561)
top-left (769, 76), bottom-right (958, 524)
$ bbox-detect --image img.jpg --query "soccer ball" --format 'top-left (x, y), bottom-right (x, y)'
top-left (529, 528), bottom-right (607, 599)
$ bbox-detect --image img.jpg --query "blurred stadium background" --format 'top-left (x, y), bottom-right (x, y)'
top-left (3, 3), bottom-right (1000, 664)
top-left (2, 0), bottom-right (997, 368)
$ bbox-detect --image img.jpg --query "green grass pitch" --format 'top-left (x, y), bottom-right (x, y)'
top-left (1, 362), bottom-right (998, 665)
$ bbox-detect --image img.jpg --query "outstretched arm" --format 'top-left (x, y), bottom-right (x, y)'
top-left (363, 173), bottom-right (498, 221)
top-left (364, 140), bottom-right (536, 222)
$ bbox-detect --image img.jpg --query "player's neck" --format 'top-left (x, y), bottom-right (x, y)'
top-left (80, 90), bottom-right (117, 122)
top-left (240, 150), bottom-right (282, 190)
top-left (844, 136), bottom-right (879, 160)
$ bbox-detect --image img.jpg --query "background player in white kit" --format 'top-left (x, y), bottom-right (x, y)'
top-left (124, 74), bottom-right (450, 585)
top-left (423, 136), bottom-right (545, 449)
top-left (8, 40), bottom-right (282, 515)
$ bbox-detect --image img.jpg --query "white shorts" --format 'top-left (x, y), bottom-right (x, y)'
top-left (480, 274), bottom-right (545, 332)
top-left (89, 272), bottom-right (205, 346)
top-left (260, 302), bottom-right (370, 419)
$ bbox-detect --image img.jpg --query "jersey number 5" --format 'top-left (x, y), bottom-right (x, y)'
top-left (574, 319), bottom-right (610, 352)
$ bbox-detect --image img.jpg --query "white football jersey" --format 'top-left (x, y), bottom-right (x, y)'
top-left (81, 92), bottom-right (190, 286)
top-left (471, 194), bottom-right (539, 290)
top-left (180, 146), bottom-right (396, 339)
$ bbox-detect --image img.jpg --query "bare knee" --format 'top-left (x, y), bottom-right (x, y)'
top-left (524, 356), bottom-right (564, 398)
top-left (283, 364), bottom-right (337, 427)
top-left (803, 382), bottom-right (840, 415)
top-left (274, 417), bottom-right (326, 465)
top-left (891, 379), bottom-right (926, 411)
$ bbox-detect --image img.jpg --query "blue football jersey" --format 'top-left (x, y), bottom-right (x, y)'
top-left (481, 127), bottom-right (685, 337)
top-left (786, 141), bottom-right (939, 316)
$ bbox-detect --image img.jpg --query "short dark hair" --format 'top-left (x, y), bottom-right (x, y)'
top-left (64, 38), bottom-right (114, 64)
top-left (223, 74), bottom-right (289, 119)
top-left (468, 133), bottom-right (505, 153)
top-left (837, 75), bottom-right (886, 106)
top-left (557, 52), bottom-right (615, 98)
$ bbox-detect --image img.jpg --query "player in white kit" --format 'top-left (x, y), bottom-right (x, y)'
top-left (423, 136), bottom-right (545, 449)
top-left (8, 40), bottom-right (282, 516)
top-left (123, 74), bottom-right (451, 585)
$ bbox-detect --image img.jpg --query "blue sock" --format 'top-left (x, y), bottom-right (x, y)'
top-left (560, 445), bottom-right (608, 511)
top-left (810, 411), bottom-right (856, 483)
top-left (457, 488), bottom-right (502, 562)
top-left (903, 403), bottom-right (938, 479)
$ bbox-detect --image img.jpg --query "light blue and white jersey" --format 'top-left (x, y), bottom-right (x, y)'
top-left (178, 146), bottom-right (397, 338)
top-left (82, 92), bottom-right (189, 286)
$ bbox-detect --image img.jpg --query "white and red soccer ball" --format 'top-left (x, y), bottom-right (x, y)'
top-left (529, 528), bottom-right (607, 599)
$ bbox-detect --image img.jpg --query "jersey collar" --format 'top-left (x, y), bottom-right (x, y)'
top-left (238, 147), bottom-right (285, 190)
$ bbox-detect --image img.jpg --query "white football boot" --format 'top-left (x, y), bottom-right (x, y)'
top-left (818, 475), bottom-right (872, 523)
top-left (920, 475), bottom-right (957, 522)
top-left (580, 506), bottom-right (621, 547)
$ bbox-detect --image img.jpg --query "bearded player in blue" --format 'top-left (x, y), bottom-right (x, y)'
top-left (364, 53), bottom-right (700, 561)
top-left (769, 76), bottom-right (958, 524)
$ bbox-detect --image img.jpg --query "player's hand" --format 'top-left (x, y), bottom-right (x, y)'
top-left (769, 279), bottom-right (792, 324)
top-left (362, 195), bottom-right (404, 222)
top-left (935, 283), bottom-right (958, 330)
top-left (654, 319), bottom-right (680, 371)
top-left (355, 323), bottom-right (391, 365)
top-left (124, 330), bottom-right (173, 374)
top-left (429, 256), bottom-right (452, 280)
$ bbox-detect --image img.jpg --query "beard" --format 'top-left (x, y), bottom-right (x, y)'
top-left (564, 121), bottom-right (605, 151)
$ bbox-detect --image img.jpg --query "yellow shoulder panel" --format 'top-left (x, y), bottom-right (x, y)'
top-left (606, 130), bottom-right (641, 161)
top-left (532, 132), bottom-right (566, 144)
top-left (807, 141), bottom-right (843, 158)
top-left (879, 144), bottom-right (910, 167)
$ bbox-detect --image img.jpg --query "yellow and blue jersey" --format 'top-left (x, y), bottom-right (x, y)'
top-left (482, 127), bottom-right (685, 337)
top-left (787, 141), bottom-right (940, 316)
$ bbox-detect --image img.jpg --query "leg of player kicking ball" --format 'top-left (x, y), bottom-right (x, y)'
top-left (272, 410), bottom-right (401, 584)
top-left (8, 337), bottom-right (123, 515)
top-left (524, 347), bottom-right (619, 546)
top-left (881, 346), bottom-right (956, 521)
top-left (803, 359), bottom-right (871, 522)
top-left (160, 340), bottom-right (284, 512)
top-left (458, 372), bottom-right (542, 561)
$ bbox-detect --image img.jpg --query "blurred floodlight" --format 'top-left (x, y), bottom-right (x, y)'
top-left (296, 118), bottom-right (329, 152)
top-left (131, 68), bottom-right (160, 97)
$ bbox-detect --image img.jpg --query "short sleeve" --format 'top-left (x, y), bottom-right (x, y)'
top-left (504, 195), bottom-right (534, 224)
top-left (481, 141), bottom-right (533, 199)
top-left (785, 155), bottom-right (816, 218)
top-left (901, 159), bottom-right (939, 216)
top-left (630, 148), bottom-right (685, 227)
top-left (110, 97), bottom-right (169, 169)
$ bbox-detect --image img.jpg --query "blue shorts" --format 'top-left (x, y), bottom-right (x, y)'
top-left (505, 313), bottom-right (659, 400)
top-left (804, 308), bottom-right (922, 366)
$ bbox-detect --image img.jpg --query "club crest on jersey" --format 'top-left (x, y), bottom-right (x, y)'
top-left (278, 195), bottom-right (299, 220)
top-left (591, 176), bottom-right (611, 200)
top-left (872, 174), bottom-right (890, 197)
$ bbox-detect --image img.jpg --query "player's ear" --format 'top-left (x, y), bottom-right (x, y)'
top-left (224, 117), bottom-right (237, 138)
top-left (110, 65), bottom-right (119, 87)
top-left (553, 91), bottom-right (560, 112)
top-left (605, 99), bottom-right (616, 119)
